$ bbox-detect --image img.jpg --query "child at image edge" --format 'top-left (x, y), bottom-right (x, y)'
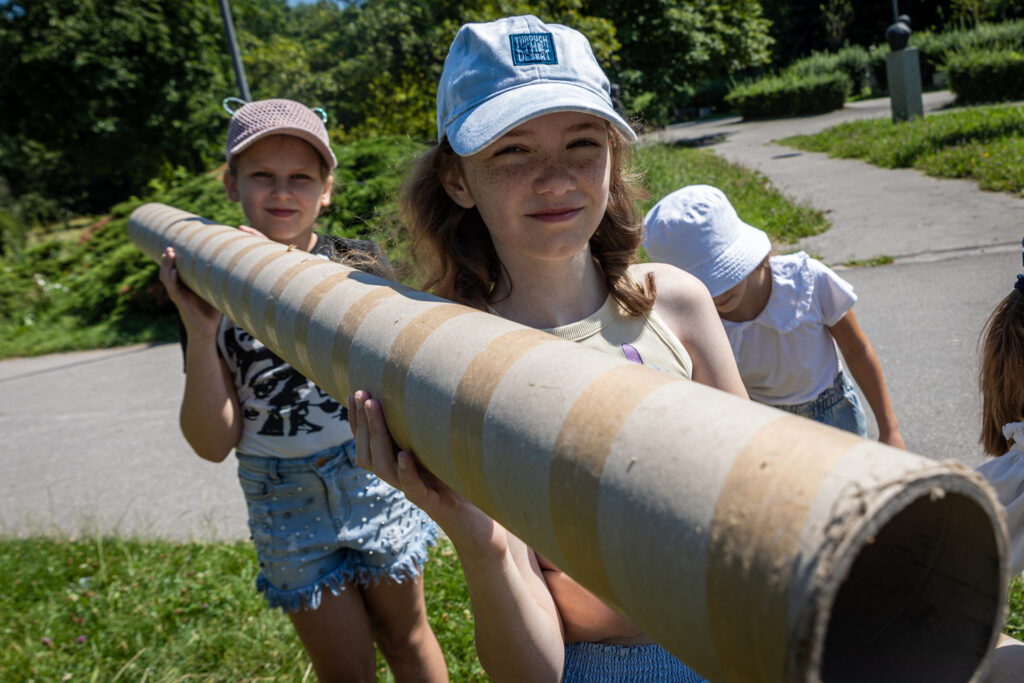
top-left (975, 247), bottom-right (1024, 680)
top-left (350, 15), bottom-right (748, 683)
top-left (158, 99), bottom-right (447, 683)
top-left (644, 185), bottom-right (905, 448)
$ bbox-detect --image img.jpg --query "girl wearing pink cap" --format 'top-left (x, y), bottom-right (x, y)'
top-left (350, 15), bottom-right (746, 683)
top-left (159, 98), bottom-right (446, 683)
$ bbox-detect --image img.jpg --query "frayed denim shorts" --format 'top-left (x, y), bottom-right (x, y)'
top-left (563, 642), bottom-right (707, 682)
top-left (772, 371), bottom-right (867, 437)
top-left (236, 440), bottom-right (438, 613)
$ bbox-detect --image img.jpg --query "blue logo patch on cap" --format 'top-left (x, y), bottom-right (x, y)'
top-left (509, 33), bottom-right (557, 66)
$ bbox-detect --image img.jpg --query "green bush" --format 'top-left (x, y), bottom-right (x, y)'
top-left (786, 45), bottom-right (871, 97)
top-left (947, 49), bottom-right (1024, 103)
top-left (870, 20), bottom-right (1024, 92)
top-left (726, 72), bottom-right (849, 120)
top-left (0, 137), bottom-right (422, 358)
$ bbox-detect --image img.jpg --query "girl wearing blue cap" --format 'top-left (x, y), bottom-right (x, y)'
top-left (350, 15), bottom-right (746, 683)
top-left (644, 184), bottom-right (905, 449)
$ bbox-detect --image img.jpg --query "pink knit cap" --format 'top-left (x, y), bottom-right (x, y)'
top-left (225, 98), bottom-right (337, 169)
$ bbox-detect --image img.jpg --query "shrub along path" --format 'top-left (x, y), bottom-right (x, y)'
top-left (646, 90), bottom-right (1024, 266)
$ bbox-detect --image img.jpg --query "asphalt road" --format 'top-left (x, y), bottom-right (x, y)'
top-left (0, 344), bottom-right (249, 540)
top-left (2, 92), bottom-right (1022, 540)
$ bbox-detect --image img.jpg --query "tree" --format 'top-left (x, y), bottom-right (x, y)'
top-left (0, 0), bottom-right (231, 217)
top-left (821, 0), bottom-right (854, 51)
top-left (582, 0), bottom-right (773, 124)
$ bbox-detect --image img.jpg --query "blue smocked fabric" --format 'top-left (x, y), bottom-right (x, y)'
top-left (562, 642), bottom-right (708, 682)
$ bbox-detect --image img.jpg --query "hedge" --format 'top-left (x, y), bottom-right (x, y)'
top-left (785, 45), bottom-right (871, 96)
top-left (725, 72), bottom-right (850, 120)
top-left (869, 19), bottom-right (1024, 92)
top-left (946, 49), bottom-right (1024, 103)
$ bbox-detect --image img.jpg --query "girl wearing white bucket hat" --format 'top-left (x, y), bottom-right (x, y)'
top-left (349, 15), bottom-right (747, 683)
top-left (644, 184), bottom-right (905, 449)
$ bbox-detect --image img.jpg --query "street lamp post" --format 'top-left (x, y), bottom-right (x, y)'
top-left (216, 0), bottom-right (251, 102)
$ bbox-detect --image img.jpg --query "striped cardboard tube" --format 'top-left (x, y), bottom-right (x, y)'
top-left (129, 203), bottom-right (1008, 682)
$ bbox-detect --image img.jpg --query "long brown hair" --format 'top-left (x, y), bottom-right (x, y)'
top-left (399, 127), bottom-right (654, 315)
top-left (979, 288), bottom-right (1024, 455)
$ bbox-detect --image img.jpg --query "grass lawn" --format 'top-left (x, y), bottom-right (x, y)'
top-left (780, 103), bottom-right (1024, 196)
top-left (635, 144), bottom-right (828, 246)
top-left (3, 534), bottom-right (1021, 681)
top-left (0, 536), bottom-right (486, 682)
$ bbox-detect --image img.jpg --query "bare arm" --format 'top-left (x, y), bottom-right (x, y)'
top-left (349, 392), bottom-right (565, 682)
top-left (159, 247), bottom-right (242, 462)
top-left (633, 263), bottom-right (748, 399)
top-left (828, 309), bottom-right (905, 449)
top-left (536, 555), bottom-right (642, 643)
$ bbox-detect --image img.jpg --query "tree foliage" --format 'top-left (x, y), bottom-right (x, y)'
top-left (15, 0), bottom-right (993, 230)
top-left (584, 0), bottom-right (773, 123)
top-left (0, 0), bottom-right (231, 218)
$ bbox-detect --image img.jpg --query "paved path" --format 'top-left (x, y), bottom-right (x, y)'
top-left (2, 92), bottom-right (1022, 540)
top-left (647, 91), bottom-right (1024, 265)
top-left (0, 344), bottom-right (249, 540)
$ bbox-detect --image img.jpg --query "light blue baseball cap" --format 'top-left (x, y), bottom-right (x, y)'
top-left (437, 15), bottom-right (637, 157)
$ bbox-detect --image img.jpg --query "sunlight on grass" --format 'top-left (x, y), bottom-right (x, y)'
top-left (636, 144), bottom-right (829, 247)
top-left (0, 536), bottom-right (487, 681)
top-left (3, 534), bottom-right (1020, 679)
top-left (780, 103), bottom-right (1024, 195)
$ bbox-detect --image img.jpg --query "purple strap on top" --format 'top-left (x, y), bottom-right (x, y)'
top-left (621, 344), bottom-right (643, 365)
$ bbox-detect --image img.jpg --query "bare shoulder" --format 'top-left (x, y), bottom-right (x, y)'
top-left (629, 262), bottom-right (711, 312)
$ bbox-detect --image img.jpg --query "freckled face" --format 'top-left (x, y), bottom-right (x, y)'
top-left (443, 111), bottom-right (611, 267)
top-left (223, 135), bottom-right (332, 247)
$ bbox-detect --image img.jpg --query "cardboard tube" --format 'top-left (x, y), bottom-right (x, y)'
top-left (130, 203), bottom-right (1008, 682)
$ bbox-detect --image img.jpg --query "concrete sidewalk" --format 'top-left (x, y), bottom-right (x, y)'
top-left (646, 91), bottom-right (1024, 266)
top-left (0, 344), bottom-right (248, 540)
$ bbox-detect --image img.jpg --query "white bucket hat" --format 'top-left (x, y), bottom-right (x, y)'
top-left (644, 185), bottom-right (771, 297)
top-left (436, 15), bottom-right (636, 156)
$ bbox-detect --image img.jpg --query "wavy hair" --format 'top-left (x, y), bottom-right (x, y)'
top-left (399, 127), bottom-right (654, 315)
top-left (979, 289), bottom-right (1024, 455)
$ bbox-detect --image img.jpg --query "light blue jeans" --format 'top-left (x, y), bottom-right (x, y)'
top-left (772, 371), bottom-right (867, 437)
top-left (236, 440), bottom-right (437, 612)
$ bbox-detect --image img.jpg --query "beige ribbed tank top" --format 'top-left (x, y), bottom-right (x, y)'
top-left (542, 294), bottom-right (693, 380)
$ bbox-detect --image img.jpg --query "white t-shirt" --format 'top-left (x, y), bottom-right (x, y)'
top-left (217, 317), bottom-right (353, 459)
top-left (721, 252), bottom-right (856, 405)
top-left (180, 233), bottom-right (389, 459)
top-left (976, 422), bottom-right (1024, 577)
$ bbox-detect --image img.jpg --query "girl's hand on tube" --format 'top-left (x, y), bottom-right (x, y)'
top-left (237, 225), bottom-right (265, 239)
top-left (347, 390), bottom-right (508, 562)
top-left (159, 246), bottom-right (222, 340)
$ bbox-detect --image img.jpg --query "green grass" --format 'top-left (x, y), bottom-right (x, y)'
top-left (0, 536), bottom-right (487, 682)
top-left (780, 103), bottom-right (1024, 196)
top-left (635, 144), bottom-right (829, 246)
top-left (3, 534), bottom-right (1022, 681)
top-left (843, 254), bottom-right (895, 268)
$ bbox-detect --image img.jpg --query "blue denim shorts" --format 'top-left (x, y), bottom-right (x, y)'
top-left (236, 440), bottom-right (438, 613)
top-left (563, 642), bottom-right (707, 682)
top-left (772, 371), bottom-right (867, 437)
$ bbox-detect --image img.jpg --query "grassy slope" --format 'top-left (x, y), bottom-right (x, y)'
top-left (781, 103), bottom-right (1024, 196)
